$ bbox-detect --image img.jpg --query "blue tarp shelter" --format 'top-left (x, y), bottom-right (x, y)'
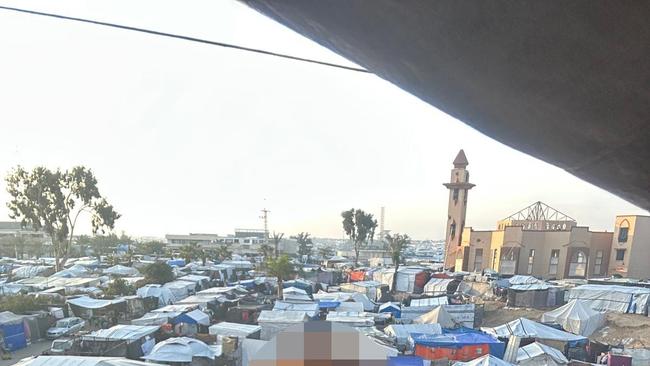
top-left (410, 331), bottom-right (505, 359)
top-left (0, 311), bottom-right (26, 352)
top-left (379, 302), bottom-right (402, 318)
top-left (167, 259), bottom-right (186, 267)
top-left (282, 280), bottom-right (313, 295)
top-left (318, 301), bottom-right (341, 309)
top-left (389, 356), bottom-right (425, 366)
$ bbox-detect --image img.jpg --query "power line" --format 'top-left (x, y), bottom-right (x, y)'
top-left (0, 5), bottom-right (371, 74)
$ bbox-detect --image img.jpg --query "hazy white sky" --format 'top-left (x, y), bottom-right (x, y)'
top-left (0, 1), bottom-right (646, 240)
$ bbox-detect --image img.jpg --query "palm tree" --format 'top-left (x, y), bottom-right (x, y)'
top-left (179, 243), bottom-right (200, 264)
top-left (215, 244), bottom-right (232, 262)
top-left (271, 232), bottom-right (284, 258)
top-left (293, 232), bottom-right (313, 263)
top-left (266, 255), bottom-right (294, 298)
top-left (341, 208), bottom-right (378, 266)
top-left (385, 233), bottom-right (411, 293)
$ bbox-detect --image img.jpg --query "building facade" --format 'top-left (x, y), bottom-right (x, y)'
top-left (441, 152), bottom-right (650, 280)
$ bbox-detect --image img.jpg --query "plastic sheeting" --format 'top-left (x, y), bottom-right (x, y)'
top-left (12, 266), bottom-right (53, 279)
top-left (568, 284), bottom-right (650, 314)
top-left (384, 324), bottom-right (442, 348)
top-left (257, 310), bottom-right (309, 340)
top-left (163, 281), bottom-right (195, 301)
top-left (52, 264), bottom-right (89, 278)
top-left (517, 342), bottom-right (569, 366)
top-left (410, 297), bottom-right (448, 307)
top-left (172, 309), bottom-right (210, 326)
top-left (326, 312), bottom-right (375, 327)
top-left (424, 278), bottom-right (454, 296)
top-left (410, 331), bottom-right (505, 359)
top-left (67, 296), bottom-right (126, 309)
top-left (12, 356), bottom-right (161, 366)
top-left (136, 284), bottom-right (177, 306)
top-left (131, 312), bottom-right (180, 326)
top-left (541, 299), bottom-right (606, 337)
top-left (482, 317), bottom-right (587, 345)
top-left (273, 301), bottom-right (319, 317)
top-left (83, 325), bottom-right (159, 343)
top-left (103, 265), bottom-right (140, 277)
top-left (412, 306), bottom-right (457, 328)
top-left (453, 355), bottom-right (515, 366)
top-left (209, 322), bottom-right (261, 337)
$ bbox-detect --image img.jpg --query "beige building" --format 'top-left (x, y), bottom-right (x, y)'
top-left (441, 151), bottom-right (650, 280)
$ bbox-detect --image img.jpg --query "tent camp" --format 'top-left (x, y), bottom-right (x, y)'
top-left (171, 309), bottom-right (210, 326)
top-left (482, 318), bottom-right (587, 348)
top-left (410, 331), bottom-right (505, 362)
top-left (336, 301), bottom-right (365, 313)
top-left (131, 312), bottom-right (181, 326)
top-left (13, 356), bottom-right (161, 366)
top-left (412, 306), bottom-right (458, 328)
top-left (67, 296), bottom-right (127, 318)
top-left (452, 354), bottom-right (515, 366)
top-left (541, 299), bottom-right (606, 337)
top-left (340, 281), bottom-right (383, 302)
top-left (82, 325), bottom-right (160, 359)
top-left (395, 267), bottom-right (430, 294)
top-left (163, 281), bottom-right (196, 301)
top-left (568, 284), bottom-right (650, 315)
top-left (136, 284), bottom-right (177, 307)
top-left (410, 297), bottom-right (448, 307)
top-left (517, 342), bottom-right (569, 366)
top-left (256, 310), bottom-right (309, 340)
top-left (384, 324), bottom-right (442, 349)
top-left (424, 278), bottom-right (455, 296)
top-left (379, 302), bottom-right (402, 318)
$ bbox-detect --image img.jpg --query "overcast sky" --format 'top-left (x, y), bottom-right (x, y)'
top-left (0, 1), bottom-right (646, 240)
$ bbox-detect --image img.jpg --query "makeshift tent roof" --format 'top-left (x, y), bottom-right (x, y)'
top-left (103, 265), bottom-right (140, 277)
top-left (318, 301), bottom-right (341, 309)
top-left (209, 322), bottom-right (261, 337)
top-left (541, 299), bottom-right (606, 337)
top-left (152, 304), bottom-right (197, 313)
top-left (413, 306), bottom-right (458, 328)
top-left (424, 278), bottom-right (454, 295)
top-left (379, 302), bottom-right (402, 318)
top-left (242, 339), bottom-right (267, 366)
top-left (273, 301), bottom-right (319, 317)
top-left (568, 284), bottom-right (650, 314)
top-left (52, 264), bottom-right (89, 278)
top-left (452, 354), bottom-right (515, 366)
top-left (131, 312), bottom-right (181, 326)
top-left (220, 260), bottom-right (254, 269)
top-left (283, 286), bottom-right (308, 295)
top-left (13, 356), bottom-right (163, 366)
top-left (178, 274), bottom-right (210, 283)
top-left (12, 266), bottom-right (52, 279)
top-left (516, 342), bottom-right (569, 366)
top-left (326, 311), bottom-right (375, 327)
top-left (351, 293), bottom-right (376, 311)
top-left (257, 310), bottom-right (309, 323)
top-left (175, 294), bottom-right (223, 307)
top-left (509, 283), bottom-right (552, 291)
top-left (410, 297), bottom-right (448, 307)
top-left (384, 324), bottom-right (442, 347)
top-left (142, 337), bottom-right (218, 363)
top-left (409, 332), bottom-right (505, 359)
top-left (198, 286), bottom-right (239, 295)
top-left (83, 325), bottom-right (159, 343)
top-left (482, 318), bottom-right (587, 345)
top-left (327, 256), bottom-right (347, 261)
top-left (0, 311), bottom-right (24, 325)
top-left (337, 301), bottom-right (365, 313)
top-left (313, 291), bottom-right (353, 302)
top-left (67, 296), bottom-right (126, 309)
top-left (172, 309), bottom-right (210, 326)
top-left (250, 322), bottom-right (397, 364)
top-left (508, 275), bottom-right (543, 285)
top-left (166, 259), bottom-right (185, 267)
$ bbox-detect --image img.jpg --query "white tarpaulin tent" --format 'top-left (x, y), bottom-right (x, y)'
top-left (12, 266), bottom-right (52, 279)
top-left (410, 297), bottom-right (448, 307)
top-left (103, 265), bottom-right (140, 277)
top-left (326, 311), bottom-right (375, 327)
top-left (13, 356), bottom-right (162, 366)
top-left (508, 275), bottom-right (543, 285)
top-left (209, 322), bottom-right (261, 338)
top-left (483, 318), bottom-right (587, 344)
top-left (568, 284), bottom-right (650, 315)
top-left (163, 281), bottom-right (195, 301)
top-left (242, 339), bottom-right (267, 366)
top-left (67, 296), bottom-right (126, 309)
top-left (257, 310), bottom-right (309, 340)
top-left (52, 264), bottom-right (89, 278)
top-left (412, 306), bottom-right (458, 328)
top-left (517, 342), bottom-right (569, 366)
top-left (383, 324), bottom-right (442, 348)
top-left (83, 325), bottom-right (159, 343)
top-left (453, 355), bottom-right (515, 366)
top-left (142, 337), bottom-right (218, 363)
top-left (273, 301), bottom-right (319, 317)
top-left (131, 312), bottom-right (181, 326)
top-left (395, 267), bottom-right (426, 293)
top-left (424, 278), bottom-right (454, 295)
top-left (541, 299), bottom-right (606, 336)
top-left (137, 284), bottom-right (177, 306)
top-left (336, 301), bottom-right (365, 313)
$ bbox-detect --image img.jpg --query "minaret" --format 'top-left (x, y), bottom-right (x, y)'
top-left (443, 149), bottom-right (475, 270)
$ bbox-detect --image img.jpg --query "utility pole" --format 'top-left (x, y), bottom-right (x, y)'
top-left (260, 208), bottom-right (270, 243)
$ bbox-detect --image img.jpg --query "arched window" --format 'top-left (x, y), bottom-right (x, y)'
top-left (569, 250), bottom-right (587, 277)
top-left (450, 221), bottom-right (456, 239)
top-left (618, 219), bottom-right (630, 243)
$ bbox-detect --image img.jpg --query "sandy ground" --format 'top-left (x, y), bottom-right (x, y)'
top-left (0, 340), bottom-right (51, 366)
top-left (481, 300), bottom-right (547, 327)
top-left (590, 312), bottom-right (650, 349)
top-left (481, 301), bottom-right (650, 349)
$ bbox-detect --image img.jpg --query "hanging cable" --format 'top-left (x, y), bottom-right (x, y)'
top-left (0, 5), bottom-right (371, 74)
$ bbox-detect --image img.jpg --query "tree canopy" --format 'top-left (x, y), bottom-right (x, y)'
top-left (5, 166), bottom-right (120, 270)
top-left (266, 254), bottom-right (294, 298)
top-left (385, 233), bottom-right (411, 293)
top-left (271, 232), bottom-right (284, 258)
top-left (341, 208), bottom-right (377, 265)
top-left (142, 262), bottom-right (174, 284)
top-left (293, 232), bottom-right (313, 262)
